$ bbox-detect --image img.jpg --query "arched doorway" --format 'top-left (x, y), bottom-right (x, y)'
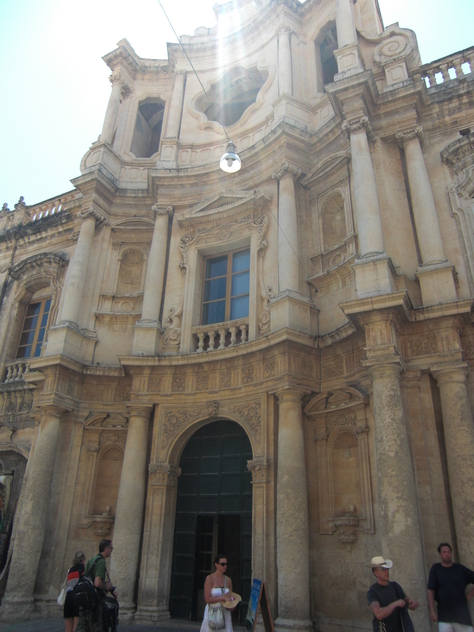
top-left (169, 419), bottom-right (252, 624)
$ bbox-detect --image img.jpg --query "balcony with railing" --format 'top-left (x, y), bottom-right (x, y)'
top-left (0, 190), bottom-right (77, 233)
top-left (2, 359), bottom-right (31, 383)
top-left (192, 318), bottom-right (249, 353)
top-left (411, 47), bottom-right (474, 89)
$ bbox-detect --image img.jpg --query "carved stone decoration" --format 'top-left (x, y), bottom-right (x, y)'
top-left (99, 432), bottom-right (126, 448)
top-left (114, 385), bottom-right (132, 402)
top-left (248, 458), bottom-right (270, 483)
top-left (229, 401), bottom-right (261, 446)
top-left (407, 334), bottom-right (439, 357)
top-left (196, 373), bottom-right (209, 391)
top-left (147, 376), bottom-right (162, 392)
top-left (305, 388), bottom-right (374, 539)
top-left (264, 360), bottom-right (276, 379)
top-left (272, 162), bottom-right (301, 182)
top-left (207, 401), bottom-right (219, 417)
top-left (164, 303), bottom-right (183, 348)
top-left (149, 462), bottom-right (182, 486)
top-left (242, 366), bottom-right (254, 384)
top-left (323, 357), bottom-right (344, 379)
top-left (395, 126), bottom-right (424, 148)
top-left (82, 385), bottom-right (108, 402)
top-left (220, 371), bottom-right (231, 388)
top-left (179, 233), bottom-right (196, 274)
top-left (161, 409), bottom-right (203, 450)
top-left (172, 376), bottom-right (185, 392)
top-left (78, 206), bottom-right (110, 227)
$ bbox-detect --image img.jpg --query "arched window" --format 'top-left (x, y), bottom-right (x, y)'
top-left (315, 25), bottom-right (338, 92)
top-left (130, 98), bottom-right (164, 158)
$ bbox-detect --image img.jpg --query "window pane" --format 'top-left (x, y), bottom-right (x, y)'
top-left (204, 277), bottom-right (227, 302)
top-left (23, 316), bottom-right (39, 331)
top-left (206, 256), bottom-right (227, 279)
top-left (20, 330), bottom-right (36, 346)
top-left (231, 295), bottom-right (249, 320)
top-left (26, 302), bottom-right (42, 317)
top-left (44, 299), bottom-right (52, 312)
top-left (37, 328), bottom-right (46, 343)
top-left (231, 271), bottom-right (249, 296)
top-left (17, 345), bottom-right (32, 358)
top-left (203, 300), bottom-right (226, 325)
top-left (34, 343), bottom-right (43, 357)
top-left (232, 249), bottom-right (250, 273)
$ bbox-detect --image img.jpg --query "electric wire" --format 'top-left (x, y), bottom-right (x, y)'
top-left (156, 0), bottom-right (316, 291)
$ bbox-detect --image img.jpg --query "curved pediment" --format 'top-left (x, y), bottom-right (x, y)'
top-left (304, 387), bottom-right (368, 416)
top-left (302, 152), bottom-right (350, 187)
top-left (9, 252), bottom-right (68, 282)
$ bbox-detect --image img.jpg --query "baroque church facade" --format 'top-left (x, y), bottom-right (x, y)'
top-left (0, 0), bottom-right (474, 630)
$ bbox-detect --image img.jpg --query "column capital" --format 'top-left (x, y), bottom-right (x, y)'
top-left (364, 361), bottom-right (403, 381)
top-left (149, 462), bottom-right (182, 486)
top-left (275, 387), bottom-right (306, 404)
top-left (174, 69), bottom-right (187, 80)
top-left (151, 204), bottom-right (174, 218)
top-left (431, 363), bottom-right (469, 386)
top-left (395, 126), bottom-right (424, 148)
top-left (109, 73), bottom-right (132, 98)
top-left (78, 206), bottom-right (110, 227)
top-left (248, 458), bottom-right (270, 483)
top-left (272, 162), bottom-right (301, 182)
top-left (125, 404), bottom-right (153, 420)
top-left (276, 24), bottom-right (292, 37)
top-left (342, 116), bottom-right (375, 142)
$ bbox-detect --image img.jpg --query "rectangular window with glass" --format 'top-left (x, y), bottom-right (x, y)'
top-left (16, 298), bottom-right (52, 359)
top-left (202, 249), bottom-right (250, 325)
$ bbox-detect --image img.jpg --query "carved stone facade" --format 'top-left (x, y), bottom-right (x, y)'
top-left (0, 3), bottom-right (473, 632)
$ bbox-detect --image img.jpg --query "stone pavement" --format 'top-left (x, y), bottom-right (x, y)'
top-left (0, 619), bottom-right (247, 632)
top-left (0, 618), bottom-right (220, 632)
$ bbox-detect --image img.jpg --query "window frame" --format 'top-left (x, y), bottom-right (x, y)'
top-left (201, 248), bottom-right (250, 326)
top-left (16, 297), bottom-right (52, 359)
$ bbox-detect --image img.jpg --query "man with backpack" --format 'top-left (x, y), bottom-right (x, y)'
top-left (75, 539), bottom-right (115, 632)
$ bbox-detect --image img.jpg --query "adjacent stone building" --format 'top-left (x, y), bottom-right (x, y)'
top-left (0, 0), bottom-right (473, 630)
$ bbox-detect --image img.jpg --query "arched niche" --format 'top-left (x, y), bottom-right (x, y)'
top-left (116, 248), bottom-right (146, 295)
top-left (315, 23), bottom-right (338, 92)
top-left (305, 388), bottom-right (374, 541)
top-left (321, 191), bottom-right (347, 252)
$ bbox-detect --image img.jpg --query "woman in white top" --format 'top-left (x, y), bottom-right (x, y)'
top-left (201, 554), bottom-right (237, 632)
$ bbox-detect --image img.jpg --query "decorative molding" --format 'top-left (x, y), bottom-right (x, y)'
top-left (248, 458), bottom-right (270, 483)
top-left (149, 462), bottom-right (182, 486)
top-left (151, 204), bottom-right (174, 217)
top-left (276, 25), bottom-right (292, 37)
top-left (229, 401), bottom-right (261, 446)
top-left (9, 252), bottom-right (68, 281)
top-left (79, 207), bottom-right (110, 227)
top-left (207, 401), bottom-right (219, 417)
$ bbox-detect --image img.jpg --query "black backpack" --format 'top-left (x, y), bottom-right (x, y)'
top-left (72, 556), bottom-right (101, 612)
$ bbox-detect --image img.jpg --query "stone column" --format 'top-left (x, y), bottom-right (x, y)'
top-left (366, 362), bottom-right (429, 631)
top-left (164, 71), bottom-right (186, 139)
top-left (272, 163), bottom-right (301, 293)
top-left (109, 405), bottom-right (152, 618)
top-left (342, 117), bottom-right (385, 257)
top-left (60, 208), bottom-right (109, 326)
top-left (140, 205), bottom-right (173, 324)
top-left (275, 389), bottom-right (312, 632)
top-left (1, 406), bottom-right (63, 620)
top-left (396, 127), bottom-right (445, 265)
top-left (101, 74), bottom-right (129, 145)
top-left (432, 365), bottom-right (474, 568)
top-left (277, 26), bottom-right (292, 96)
top-left (336, 0), bottom-right (357, 47)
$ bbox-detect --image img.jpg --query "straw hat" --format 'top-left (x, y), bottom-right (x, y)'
top-left (222, 592), bottom-right (242, 609)
top-left (367, 556), bottom-right (393, 569)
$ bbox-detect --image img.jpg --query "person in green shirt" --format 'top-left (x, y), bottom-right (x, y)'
top-left (76, 539), bottom-right (114, 632)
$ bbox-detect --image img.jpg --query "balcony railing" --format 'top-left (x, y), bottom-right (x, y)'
top-left (192, 319), bottom-right (249, 352)
top-left (3, 359), bottom-right (30, 383)
top-left (412, 47), bottom-right (474, 88)
top-left (0, 190), bottom-right (77, 232)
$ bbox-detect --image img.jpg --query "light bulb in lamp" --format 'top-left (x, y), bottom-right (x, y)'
top-left (220, 141), bottom-right (241, 173)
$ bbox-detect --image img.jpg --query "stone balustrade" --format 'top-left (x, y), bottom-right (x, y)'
top-left (412, 47), bottom-right (474, 88)
top-left (3, 359), bottom-right (30, 383)
top-left (192, 319), bottom-right (248, 352)
top-left (0, 191), bottom-right (76, 232)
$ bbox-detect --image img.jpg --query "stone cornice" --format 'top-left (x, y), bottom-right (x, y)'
top-left (272, 162), bottom-right (301, 181)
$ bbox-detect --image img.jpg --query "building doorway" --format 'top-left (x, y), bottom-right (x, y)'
top-left (169, 420), bottom-right (252, 624)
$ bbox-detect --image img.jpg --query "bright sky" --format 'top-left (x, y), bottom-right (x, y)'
top-left (0, 0), bottom-right (472, 209)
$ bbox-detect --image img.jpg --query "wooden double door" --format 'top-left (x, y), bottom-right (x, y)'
top-left (169, 420), bottom-right (253, 624)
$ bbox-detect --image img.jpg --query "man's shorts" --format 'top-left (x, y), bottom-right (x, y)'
top-left (439, 623), bottom-right (474, 632)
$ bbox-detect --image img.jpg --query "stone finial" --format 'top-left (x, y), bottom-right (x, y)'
top-left (1, 203), bottom-right (10, 213)
top-left (395, 126), bottom-right (424, 148)
top-left (152, 204), bottom-right (174, 217)
top-left (14, 196), bottom-right (26, 210)
top-left (272, 162), bottom-right (301, 181)
top-left (276, 25), bottom-right (292, 37)
top-left (78, 206), bottom-right (110, 227)
top-left (342, 116), bottom-right (376, 142)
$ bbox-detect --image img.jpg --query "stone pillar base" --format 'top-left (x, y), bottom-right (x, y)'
top-left (134, 605), bottom-right (171, 623)
top-left (352, 255), bottom-right (396, 298)
top-left (416, 262), bottom-right (457, 305)
top-left (334, 43), bottom-right (363, 79)
top-left (132, 320), bottom-right (163, 355)
top-left (0, 597), bottom-right (38, 622)
top-left (275, 617), bottom-right (314, 632)
top-left (44, 321), bottom-right (97, 363)
top-left (269, 290), bottom-right (316, 334)
top-left (116, 603), bottom-right (136, 623)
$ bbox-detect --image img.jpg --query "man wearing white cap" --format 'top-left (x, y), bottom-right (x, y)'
top-left (367, 556), bottom-right (419, 632)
